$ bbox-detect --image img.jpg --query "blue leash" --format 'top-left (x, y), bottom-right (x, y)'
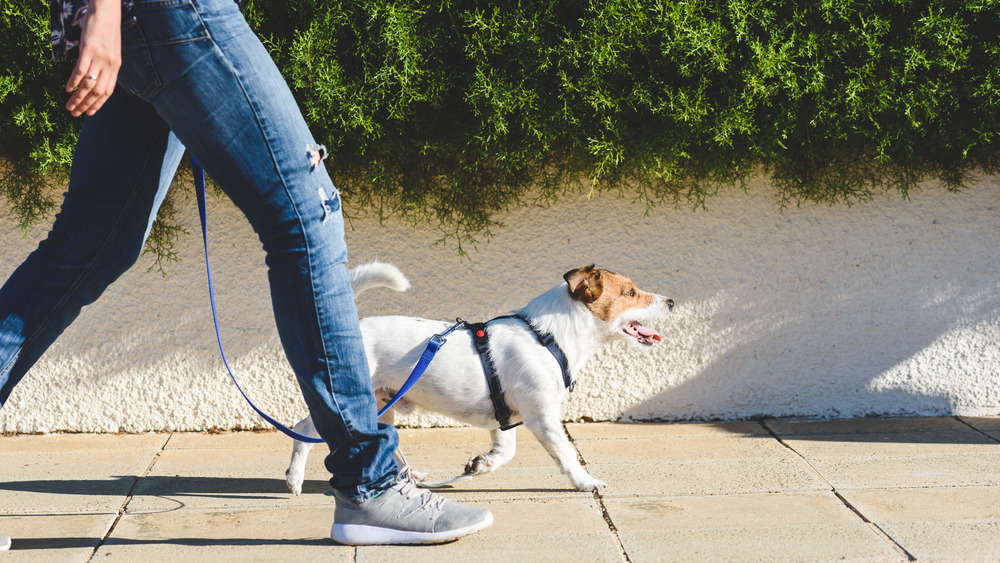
top-left (376, 318), bottom-right (467, 415)
top-left (192, 159), bottom-right (448, 443)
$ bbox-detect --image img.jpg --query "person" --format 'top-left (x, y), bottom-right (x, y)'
top-left (0, 0), bottom-right (492, 546)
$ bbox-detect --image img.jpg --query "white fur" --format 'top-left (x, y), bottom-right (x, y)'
top-left (349, 260), bottom-right (410, 294)
top-left (285, 262), bottom-right (672, 494)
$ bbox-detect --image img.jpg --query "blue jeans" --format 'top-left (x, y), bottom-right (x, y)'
top-left (0, 0), bottom-right (398, 501)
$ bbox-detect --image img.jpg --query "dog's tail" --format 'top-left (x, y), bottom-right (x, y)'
top-left (350, 261), bottom-right (410, 295)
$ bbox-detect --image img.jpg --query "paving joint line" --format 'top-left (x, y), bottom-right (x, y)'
top-left (757, 420), bottom-right (917, 562)
top-left (85, 432), bottom-right (172, 561)
top-left (564, 423), bottom-right (631, 563)
top-left (953, 415), bottom-right (1000, 443)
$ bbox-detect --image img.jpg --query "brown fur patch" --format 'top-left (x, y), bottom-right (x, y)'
top-left (564, 266), bottom-right (655, 322)
top-left (564, 265), bottom-right (603, 303)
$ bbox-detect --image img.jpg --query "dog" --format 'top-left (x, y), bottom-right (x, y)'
top-left (285, 261), bottom-right (673, 493)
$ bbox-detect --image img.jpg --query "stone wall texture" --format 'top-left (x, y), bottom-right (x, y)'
top-left (2, 175), bottom-right (998, 432)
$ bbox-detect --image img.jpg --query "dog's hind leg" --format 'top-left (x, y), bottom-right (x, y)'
top-left (525, 415), bottom-right (606, 492)
top-left (285, 416), bottom-right (319, 495)
top-left (464, 428), bottom-right (517, 476)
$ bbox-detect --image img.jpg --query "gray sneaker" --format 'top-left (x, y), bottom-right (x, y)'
top-left (0, 533), bottom-right (10, 551)
top-left (330, 472), bottom-right (493, 545)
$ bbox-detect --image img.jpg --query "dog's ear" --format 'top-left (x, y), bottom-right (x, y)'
top-left (564, 265), bottom-right (603, 303)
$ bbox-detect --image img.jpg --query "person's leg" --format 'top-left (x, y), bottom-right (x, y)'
top-left (122, 0), bottom-right (411, 495)
top-left (0, 89), bottom-right (183, 408)
top-left (118, 0), bottom-right (488, 543)
top-left (116, 0), bottom-right (399, 499)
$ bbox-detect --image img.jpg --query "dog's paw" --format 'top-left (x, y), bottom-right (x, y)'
top-left (464, 453), bottom-right (499, 476)
top-left (285, 470), bottom-right (304, 496)
top-left (573, 475), bottom-right (607, 492)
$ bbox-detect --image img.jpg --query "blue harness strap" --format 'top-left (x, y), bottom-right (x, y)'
top-left (193, 160), bottom-right (448, 443)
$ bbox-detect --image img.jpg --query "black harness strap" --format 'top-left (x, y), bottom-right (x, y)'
top-left (508, 313), bottom-right (575, 392)
top-left (468, 315), bottom-right (575, 431)
top-left (468, 322), bottom-right (519, 431)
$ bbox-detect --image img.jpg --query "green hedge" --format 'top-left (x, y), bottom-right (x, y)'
top-left (3, 0), bottom-right (999, 257)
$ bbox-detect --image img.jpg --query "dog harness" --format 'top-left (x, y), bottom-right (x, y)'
top-left (467, 314), bottom-right (575, 431)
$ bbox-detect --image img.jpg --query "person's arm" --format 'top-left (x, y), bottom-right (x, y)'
top-left (65, 0), bottom-right (121, 117)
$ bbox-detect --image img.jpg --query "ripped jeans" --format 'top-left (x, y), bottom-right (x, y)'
top-left (0, 0), bottom-right (399, 501)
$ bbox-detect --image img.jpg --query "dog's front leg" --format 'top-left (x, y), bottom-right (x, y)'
top-left (285, 416), bottom-right (319, 495)
top-left (526, 416), bottom-right (606, 492)
top-left (464, 428), bottom-right (517, 476)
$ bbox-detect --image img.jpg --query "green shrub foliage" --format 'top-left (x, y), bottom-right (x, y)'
top-left (3, 0), bottom-right (999, 254)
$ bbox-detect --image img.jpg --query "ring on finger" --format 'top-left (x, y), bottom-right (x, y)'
top-left (86, 74), bottom-right (98, 81)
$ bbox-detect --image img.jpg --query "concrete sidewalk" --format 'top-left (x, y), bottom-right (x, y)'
top-left (2, 416), bottom-right (1000, 562)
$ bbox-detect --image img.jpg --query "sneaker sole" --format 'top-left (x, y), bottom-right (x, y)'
top-left (330, 512), bottom-right (493, 545)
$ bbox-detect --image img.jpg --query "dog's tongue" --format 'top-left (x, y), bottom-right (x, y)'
top-left (625, 321), bottom-right (662, 344)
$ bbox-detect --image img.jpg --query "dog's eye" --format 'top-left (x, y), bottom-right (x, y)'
top-left (626, 289), bottom-right (635, 297)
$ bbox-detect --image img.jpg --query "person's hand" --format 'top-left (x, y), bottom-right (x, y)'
top-left (65, 0), bottom-right (121, 117)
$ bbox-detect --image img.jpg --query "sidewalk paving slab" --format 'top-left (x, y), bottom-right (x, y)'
top-left (846, 486), bottom-right (1000, 560)
top-left (2, 416), bottom-right (1000, 562)
top-left (570, 420), bottom-right (829, 498)
top-left (588, 458), bottom-right (829, 497)
top-left (768, 417), bottom-right (1000, 490)
top-left (574, 435), bottom-right (795, 462)
top-left (395, 428), bottom-right (593, 502)
top-left (959, 416), bottom-right (1000, 442)
top-left (0, 434), bottom-right (167, 514)
top-left (95, 507), bottom-right (351, 562)
top-left (606, 492), bottom-right (905, 562)
top-left (356, 498), bottom-right (620, 563)
top-left (765, 416), bottom-right (973, 436)
top-left (126, 447), bottom-right (332, 513)
top-left (799, 452), bottom-right (1000, 489)
top-left (566, 421), bottom-right (769, 440)
top-left (870, 521), bottom-right (1000, 561)
top-left (396, 426), bottom-right (560, 469)
top-left (0, 514), bottom-right (116, 563)
top-left (765, 416), bottom-right (1000, 562)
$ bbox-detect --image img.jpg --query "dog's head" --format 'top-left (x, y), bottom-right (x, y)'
top-left (564, 265), bottom-right (674, 346)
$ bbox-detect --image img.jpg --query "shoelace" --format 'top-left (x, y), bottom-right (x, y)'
top-left (391, 451), bottom-right (447, 516)
top-left (398, 469), bottom-right (446, 502)
top-left (392, 476), bottom-right (447, 520)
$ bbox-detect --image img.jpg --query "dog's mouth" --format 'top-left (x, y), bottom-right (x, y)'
top-left (623, 321), bottom-right (661, 345)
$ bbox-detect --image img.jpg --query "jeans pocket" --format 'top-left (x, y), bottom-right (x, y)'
top-left (132, 0), bottom-right (210, 46)
top-left (119, 17), bottom-right (162, 99)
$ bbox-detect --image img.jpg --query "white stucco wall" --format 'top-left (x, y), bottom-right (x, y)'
top-left (1, 175), bottom-right (998, 433)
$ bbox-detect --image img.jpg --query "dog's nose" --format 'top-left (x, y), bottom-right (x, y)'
top-left (666, 299), bottom-right (674, 310)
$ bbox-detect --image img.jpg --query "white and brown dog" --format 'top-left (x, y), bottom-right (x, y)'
top-left (285, 262), bottom-right (673, 493)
